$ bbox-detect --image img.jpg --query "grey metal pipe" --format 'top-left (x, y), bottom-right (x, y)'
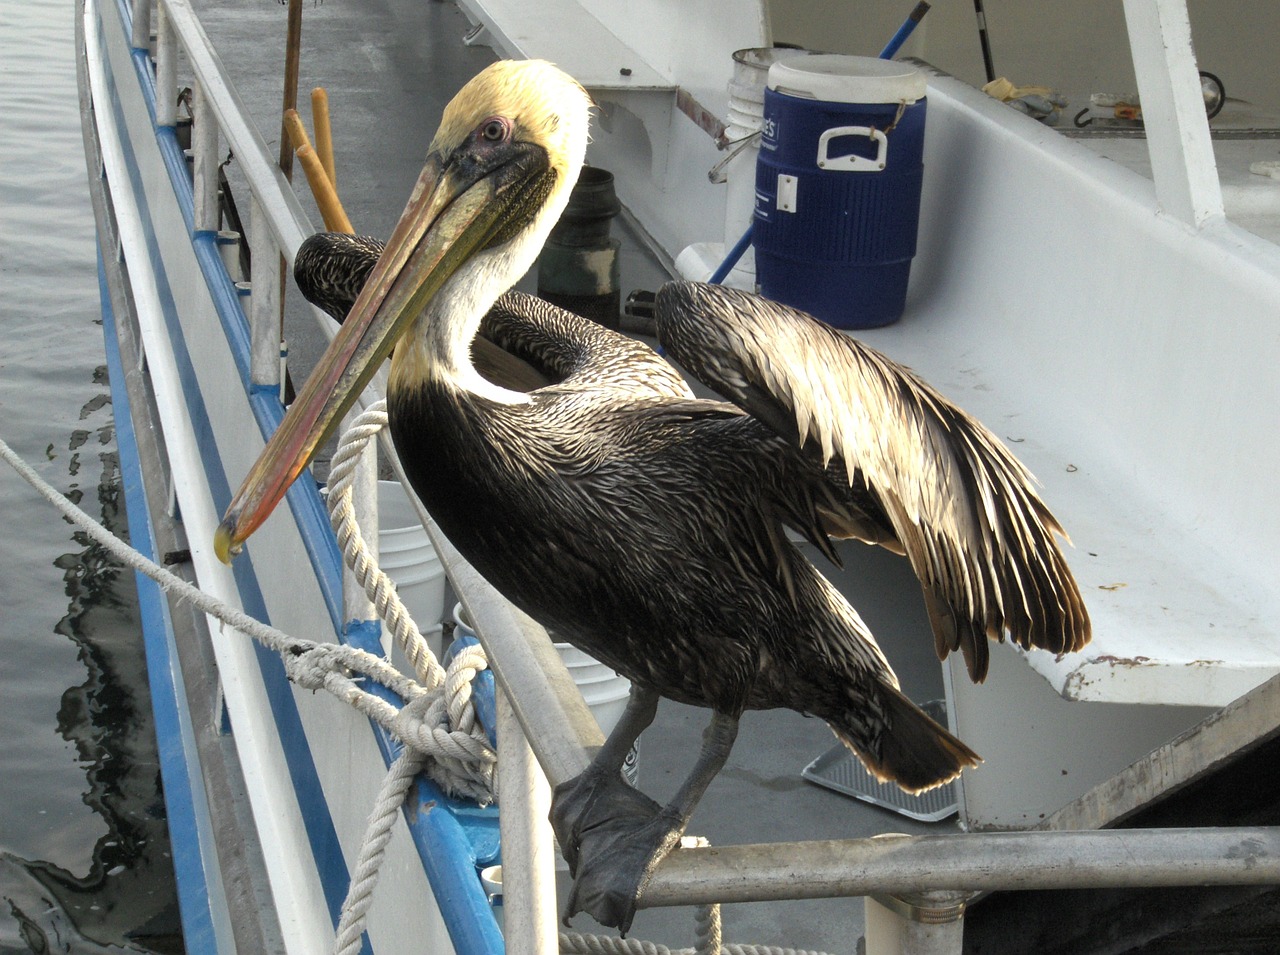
top-left (191, 82), bottom-right (219, 232)
top-left (496, 688), bottom-right (560, 954)
top-left (639, 827), bottom-right (1280, 908)
top-left (154, 2), bottom-right (176, 127)
top-left (129, 0), bottom-right (151, 52)
top-left (247, 197), bottom-right (283, 390)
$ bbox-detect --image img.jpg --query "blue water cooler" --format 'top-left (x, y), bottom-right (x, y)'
top-left (754, 55), bottom-right (927, 329)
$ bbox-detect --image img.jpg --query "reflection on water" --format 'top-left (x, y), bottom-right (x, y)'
top-left (0, 0), bottom-right (183, 950)
top-left (0, 386), bottom-right (183, 954)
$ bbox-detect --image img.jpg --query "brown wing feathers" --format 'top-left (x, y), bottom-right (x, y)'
top-left (656, 281), bottom-right (1090, 683)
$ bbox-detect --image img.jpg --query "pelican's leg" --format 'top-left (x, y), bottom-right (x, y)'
top-left (559, 707), bottom-right (741, 934)
top-left (551, 684), bottom-right (660, 872)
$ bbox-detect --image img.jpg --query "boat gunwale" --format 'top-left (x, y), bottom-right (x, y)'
top-left (81, 0), bottom-right (507, 950)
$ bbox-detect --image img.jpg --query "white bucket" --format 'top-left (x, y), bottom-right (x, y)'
top-left (723, 48), bottom-right (815, 267)
top-left (451, 603), bottom-right (633, 741)
top-left (377, 481), bottom-right (447, 631)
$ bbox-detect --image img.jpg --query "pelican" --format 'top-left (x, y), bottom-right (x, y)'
top-left (217, 59), bottom-right (1089, 930)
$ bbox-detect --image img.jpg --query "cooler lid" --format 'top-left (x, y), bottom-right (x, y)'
top-left (768, 54), bottom-right (926, 104)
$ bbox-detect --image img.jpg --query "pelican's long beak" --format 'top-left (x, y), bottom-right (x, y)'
top-left (214, 147), bottom-right (543, 562)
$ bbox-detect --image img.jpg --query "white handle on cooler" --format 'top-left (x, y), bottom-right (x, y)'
top-left (816, 126), bottom-right (887, 171)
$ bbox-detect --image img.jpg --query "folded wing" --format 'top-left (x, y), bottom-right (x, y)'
top-left (655, 281), bottom-right (1090, 681)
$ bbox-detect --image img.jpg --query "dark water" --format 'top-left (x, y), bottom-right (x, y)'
top-left (0, 0), bottom-right (182, 950)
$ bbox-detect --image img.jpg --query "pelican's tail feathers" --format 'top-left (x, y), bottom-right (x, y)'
top-left (828, 687), bottom-right (981, 795)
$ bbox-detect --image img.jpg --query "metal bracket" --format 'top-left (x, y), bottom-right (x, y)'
top-left (867, 890), bottom-right (972, 924)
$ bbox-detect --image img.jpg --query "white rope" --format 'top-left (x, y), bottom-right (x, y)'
top-left (1, 433), bottom-right (840, 955)
top-left (326, 401), bottom-right (445, 691)
top-left (332, 748), bottom-right (429, 955)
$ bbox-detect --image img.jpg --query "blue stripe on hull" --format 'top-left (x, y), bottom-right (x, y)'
top-left (98, 244), bottom-right (225, 954)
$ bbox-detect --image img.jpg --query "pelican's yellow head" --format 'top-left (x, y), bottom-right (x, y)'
top-left (214, 59), bottom-right (592, 562)
top-left (434, 59), bottom-right (591, 193)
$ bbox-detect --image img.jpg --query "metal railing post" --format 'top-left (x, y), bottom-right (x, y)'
top-left (247, 196), bottom-right (283, 393)
top-left (154, 1), bottom-right (177, 127)
top-left (129, 0), bottom-right (152, 51)
top-left (191, 82), bottom-right (219, 232)
top-left (865, 891), bottom-right (972, 955)
top-left (496, 687), bottom-right (559, 953)
top-left (1121, 0), bottom-right (1224, 226)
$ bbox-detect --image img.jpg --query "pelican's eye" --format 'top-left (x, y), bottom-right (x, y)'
top-left (480, 118), bottom-right (511, 143)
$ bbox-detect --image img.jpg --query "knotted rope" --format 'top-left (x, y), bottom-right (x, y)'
top-left (323, 401), bottom-right (494, 801)
top-left (323, 402), bottom-right (495, 953)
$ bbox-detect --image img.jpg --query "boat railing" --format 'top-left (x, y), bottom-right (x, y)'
top-left (131, 0), bottom-right (604, 947)
top-left (133, 0), bottom-right (1280, 950)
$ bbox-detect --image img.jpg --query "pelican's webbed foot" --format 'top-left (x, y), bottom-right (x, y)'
top-left (552, 771), bottom-right (685, 932)
top-left (552, 706), bottom-right (742, 934)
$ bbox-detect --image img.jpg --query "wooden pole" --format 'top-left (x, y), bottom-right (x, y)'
top-left (284, 108), bottom-right (353, 233)
top-left (278, 0), bottom-right (303, 180)
top-left (275, 0), bottom-right (304, 395)
top-left (312, 87), bottom-right (336, 188)
top-left (297, 145), bottom-right (354, 233)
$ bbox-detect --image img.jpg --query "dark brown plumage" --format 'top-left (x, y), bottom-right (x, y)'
top-left (291, 236), bottom-right (1089, 929)
top-left (293, 231), bottom-right (385, 324)
top-left (292, 236), bottom-right (1088, 780)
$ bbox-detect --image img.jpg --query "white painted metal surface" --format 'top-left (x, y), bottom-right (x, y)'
top-left (1046, 667), bottom-right (1280, 832)
top-left (835, 64), bottom-right (1280, 827)
top-left (1121, 0), bottom-right (1224, 226)
top-left (862, 67), bottom-right (1280, 709)
top-left (455, 0), bottom-right (667, 89)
